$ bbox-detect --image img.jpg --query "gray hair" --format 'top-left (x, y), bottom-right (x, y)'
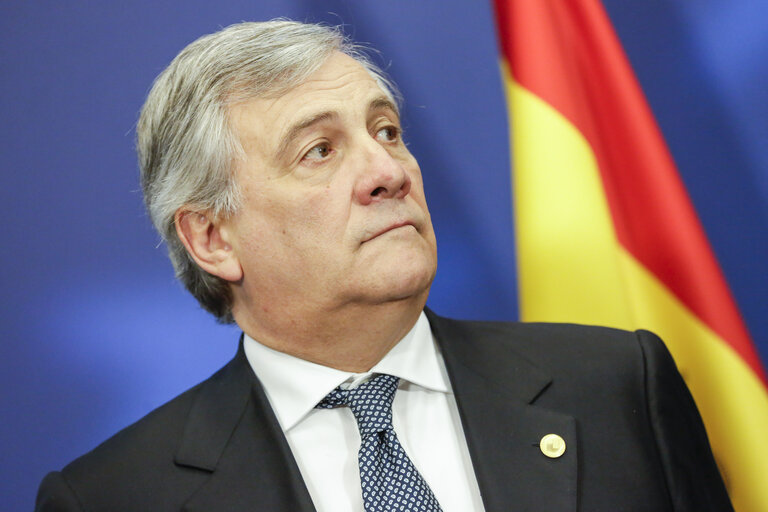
top-left (137, 20), bottom-right (400, 323)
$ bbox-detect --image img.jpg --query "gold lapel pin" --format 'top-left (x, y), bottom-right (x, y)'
top-left (540, 433), bottom-right (566, 458)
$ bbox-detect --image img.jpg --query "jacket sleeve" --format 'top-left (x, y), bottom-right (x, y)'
top-left (36, 471), bottom-right (85, 512)
top-left (637, 329), bottom-right (734, 511)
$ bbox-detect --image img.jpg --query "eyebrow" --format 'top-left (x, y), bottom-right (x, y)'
top-left (275, 96), bottom-right (400, 161)
top-left (276, 111), bottom-right (338, 160)
top-left (369, 96), bottom-right (400, 119)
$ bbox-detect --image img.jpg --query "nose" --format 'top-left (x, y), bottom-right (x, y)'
top-left (353, 142), bottom-right (412, 206)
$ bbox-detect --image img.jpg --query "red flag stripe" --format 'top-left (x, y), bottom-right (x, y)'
top-left (495, 0), bottom-right (766, 383)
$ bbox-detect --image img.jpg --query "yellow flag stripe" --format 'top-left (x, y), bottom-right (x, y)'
top-left (505, 65), bottom-right (768, 512)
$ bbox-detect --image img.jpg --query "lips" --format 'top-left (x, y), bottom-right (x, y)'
top-left (362, 221), bottom-right (416, 242)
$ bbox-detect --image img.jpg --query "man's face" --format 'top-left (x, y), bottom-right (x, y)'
top-left (221, 52), bottom-right (437, 319)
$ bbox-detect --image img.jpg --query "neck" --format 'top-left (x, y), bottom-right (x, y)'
top-left (232, 292), bottom-right (428, 372)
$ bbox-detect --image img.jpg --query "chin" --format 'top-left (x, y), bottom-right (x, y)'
top-left (350, 237), bottom-right (437, 301)
top-left (362, 256), bottom-right (436, 304)
top-left (393, 269), bottom-right (435, 299)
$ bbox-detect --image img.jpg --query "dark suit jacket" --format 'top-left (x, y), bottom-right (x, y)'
top-left (36, 312), bottom-right (733, 511)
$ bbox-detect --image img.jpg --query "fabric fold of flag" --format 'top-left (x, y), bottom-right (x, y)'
top-left (492, 1), bottom-right (768, 511)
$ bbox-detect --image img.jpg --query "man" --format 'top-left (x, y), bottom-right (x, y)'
top-left (37, 20), bottom-right (733, 511)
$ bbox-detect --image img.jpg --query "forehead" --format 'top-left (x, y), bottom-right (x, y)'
top-left (230, 52), bottom-right (391, 155)
top-left (269, 52), bottom-right (387, 108)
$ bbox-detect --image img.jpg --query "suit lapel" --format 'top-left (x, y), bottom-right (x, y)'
top-left (169, 315), bottom-right (578, 511)
top-left (175, 341), bottom-right (316, 512)
top-left (428, 311), bottom-right (578, 512)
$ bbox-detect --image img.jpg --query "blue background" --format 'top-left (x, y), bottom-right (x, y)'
top-left (2, 1), bottom-right (766, 509)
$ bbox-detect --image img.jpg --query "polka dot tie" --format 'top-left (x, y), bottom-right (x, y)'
top-left (316, 374), bottom-right (443, 512)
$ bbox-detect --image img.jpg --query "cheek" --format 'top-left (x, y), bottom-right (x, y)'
top-left (402, 156), bottom-right (426, 194)
top-left (407, 170), bottom-right (430, 210)
top-left (233, 173), bottom-right (353, 260)
top-left (269, 187), bottom-right (348, 246)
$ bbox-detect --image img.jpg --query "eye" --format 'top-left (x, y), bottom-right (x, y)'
top-left (375, 125), bottom-right (400, 143)
top-left (302, 142), bottom-right (332, 162)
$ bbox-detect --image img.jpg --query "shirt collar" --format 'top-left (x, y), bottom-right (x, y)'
top-left (243, 311), bottom-right (448, 432)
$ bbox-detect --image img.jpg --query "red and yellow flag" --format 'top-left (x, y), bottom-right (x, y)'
top-left (492, 1), bottom-right (768, 510)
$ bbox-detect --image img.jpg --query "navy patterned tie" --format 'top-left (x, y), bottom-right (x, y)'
top-left (316, 374), bottom-right (443, 512)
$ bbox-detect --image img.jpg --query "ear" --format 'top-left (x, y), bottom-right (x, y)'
top-left (174, 208), bottom-right (243, 282)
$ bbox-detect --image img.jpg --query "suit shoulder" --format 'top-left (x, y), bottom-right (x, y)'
top-left (41, 345), bottom-right (255, 510)
top-left (434, 314), bottom-right (649, 359)
top-left (63, 378), bottom-right (203, 480)
top-left (35, 381), bottom-right (207, 511)
top-left (428, 313), bottom-right (672, 393)
top-left (62, 342), bottom-right (253, 477)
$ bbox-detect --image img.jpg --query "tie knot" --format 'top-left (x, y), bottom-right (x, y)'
top-left (317, 374), bottom-right (399, 436)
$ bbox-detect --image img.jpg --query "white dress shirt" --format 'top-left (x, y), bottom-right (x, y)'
top-left (243, 312), bottom-right (486, 512)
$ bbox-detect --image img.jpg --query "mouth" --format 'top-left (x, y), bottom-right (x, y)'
top-left (362, 221), bottom-right (416, 242)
